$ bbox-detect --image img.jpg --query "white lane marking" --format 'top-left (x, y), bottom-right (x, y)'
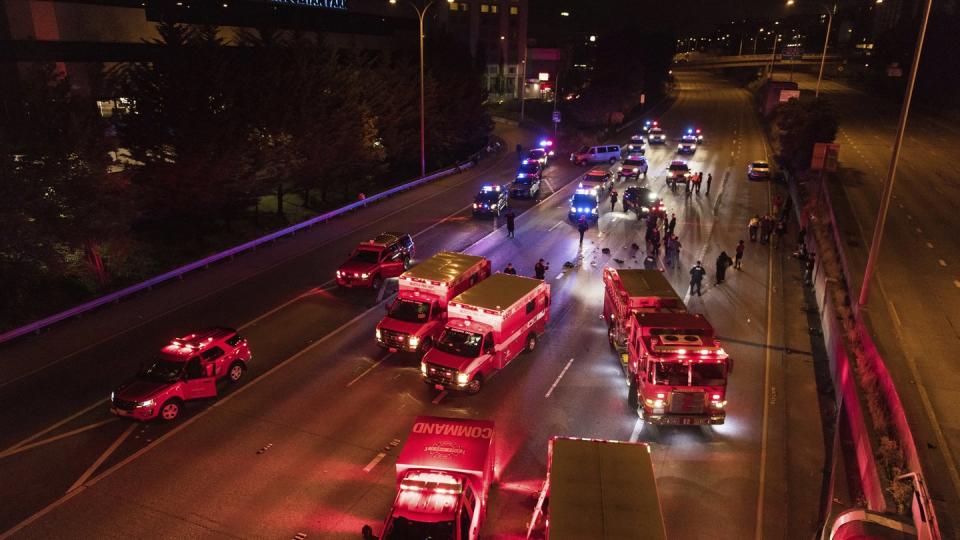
top-left (544, 358), bottom-right (575, 398)
top-left (346, 353), bottom-right (393, 388)
top-left (66, 423), bottom-right (135, 493)
top-left (240, 288), bottom-right (328, 331)
top-left (889, 301), bottom-right (902, 328)
top-left (907, 214), bottom-right (913, 220)
top-left (926, 242), bottom-right (934, 249)
top-left (629, 418), bottom-right (644, 442)
top-left (939, 259), bottom-right (947, 267)
top-left (2, 399), bottom-right (107, 454)
top-left (754, 179), bottom-right (776, 539)
top-left (0, 417), bottom-right (119, 460)
top-left (413, 202), bottom-right (475, 239)
top-left (548, 220), bottom-right (565, 232)
top-left (915, 227), bottom-right (922, 234)
top-left (363, 452), bottom-right (387, 473)
top-left (431, 391), bottom-right (448, 405)
top-left (954, 280), bottom-right (960, 289)
top-left (542, 177), bottom-right (556, 193)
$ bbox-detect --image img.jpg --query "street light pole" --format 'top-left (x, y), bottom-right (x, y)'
top-left (519, 53), bottom-right (527, 122)
top-left (753, 28), bottom-right (764, 55)
top-left (768, 33), bottom-right (781, 79)
top-left (815, 4), bottom-right (836, 97)
top-left (858, 0), bottom-right (933, 307)
top-left (390, 0), bottom-right (451, 177)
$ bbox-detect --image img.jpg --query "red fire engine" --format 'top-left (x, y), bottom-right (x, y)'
top-left (371, 416), bottom-right (495, 540)
top-left (376, 252), bottom-right (491, 355)
top-left (421, 273), bottom-right (550, 394)
top-left (602, 268), bottom-right (685, 370)
top-left (626, 312), bottom-right (733, 425)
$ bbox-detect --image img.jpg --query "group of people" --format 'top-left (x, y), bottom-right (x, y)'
top-left (747, 195), bottom-right (791, 247)
top-left (668, 171), bottom-right (713, 196)
top-left (503, 259), bottom-right (550, 280)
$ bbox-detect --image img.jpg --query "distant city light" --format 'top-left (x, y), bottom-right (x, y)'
top-left (589, 35), bottom-right (596, 42)
top-left (560, 11), bottom-right (570, 16)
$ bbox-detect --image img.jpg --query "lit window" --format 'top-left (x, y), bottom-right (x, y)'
top-left (481, 4), bottom-right (488, 12)
top-left (510, 6), bottom-right (518, 15)
top-left (449, 2), bottom-right (458, 10)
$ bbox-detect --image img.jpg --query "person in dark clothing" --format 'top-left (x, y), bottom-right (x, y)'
top-left (516, 143), bottom-right (522, 156)
top-left (610, 189), bottom-right (619, 211)
top-left (534, 259), bottom-right (549, 280)
top-left (748, 215), bottom-right (760, 242)
top-left (362, 525), bottom-right (378, 540)
top-left (760, 215), bottom-right (773, 244)
top-left (804, 253), bottom-right (816, 284)
top-left (578, 216), bottom-right (589, 245)
top-left (644, 254), bottom-right (657, 269)
top-left (504, 263), bottom-right (517, 275)
top-left (795, 227), bottom-right (807, 256)
top-left (706, 173), bottom-right (713, 195)
top-left (715, 252), bottom-right (733, 284)
top-left (773, 219), bottom-right (787, 248)
top-left (689, 261), bottom-right (707, 296)
top-left (650, 228), bottom-right (661, 256)
top-left (734, 240), bottom-right (745, 269)
top-left (505, 210), bottom-right (516, 238)
top-left (667, 213), bottom-right (677, 236)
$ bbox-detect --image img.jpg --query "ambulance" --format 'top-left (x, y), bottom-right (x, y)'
top-left (371, 416), bottom-right (495, 540)
top-left (421, 273), bottom-right (550, 394)
top-left (376, 252), bottom-right (491, 355)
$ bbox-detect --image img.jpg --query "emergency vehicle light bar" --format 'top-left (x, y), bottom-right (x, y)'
top-left (400, 471), bottom-right (463, 495)
top-left (481, 185), bottom-right (500, 192)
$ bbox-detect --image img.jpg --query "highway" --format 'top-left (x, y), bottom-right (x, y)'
top-left (781, 72), bottom-right (960, 533)
top-left (0, 72), bottom-right (827, 539)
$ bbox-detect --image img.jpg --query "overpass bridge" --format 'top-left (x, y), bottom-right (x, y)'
top-left (672, 52), bottom-right (842, 71)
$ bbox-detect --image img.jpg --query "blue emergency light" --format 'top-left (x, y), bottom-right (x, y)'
top-left (481, 185), bottom-right (500, 192)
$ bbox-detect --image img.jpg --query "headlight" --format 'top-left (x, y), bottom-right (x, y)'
top-left (420, 362), bottom-right (428, 376)
top-left (110, 391), bottom-right (115, 401)
top-left (592, 207), bottom-right (598, 214)
top-left (456, 372), bottom-right (470, 385)
top-left (653, 399), bottom-right (664, 408)
top-left (617, 166), bottom-right (623, 171)
top-left (375, 328), bottom-right (381, 340)
top-left (408, 335), bottom-right (420, 348)
top-left (361, 273), bottom-right (369, 279)
top-left (648, 193), bottom-right (656, 200)
top-left (711, 400), bottom-right (727, 409)
top-left (137, 399), bottom-right (155, 408)
top-left (336, 270), bottom-right (341, 278)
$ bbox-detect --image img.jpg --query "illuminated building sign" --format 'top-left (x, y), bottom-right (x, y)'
top-left (268, 0), bottom-right (347, 9)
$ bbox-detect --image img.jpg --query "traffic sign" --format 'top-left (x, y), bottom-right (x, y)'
top-left (552, 111), bottom-right (561, 124)
top-left (782, 44), bottom-right (803, 60)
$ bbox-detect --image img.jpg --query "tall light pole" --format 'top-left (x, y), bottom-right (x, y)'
top-left (753, 28), bottom-right (765, 55)
top-left (859, 0), bottom-right (933, 307)
top-left (768, 33), bottom-right (781, 79)
top-left (786, 1), bottom-right (836, 97)
top-left (389, 0), bottom-right (453, 177)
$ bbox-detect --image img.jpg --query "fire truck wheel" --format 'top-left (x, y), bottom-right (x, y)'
top-left (403, 256), bottom-right (412, 270)
top-left (159, 399), bottom-right (182, 422)
top-left (418, 337), bottom-right (433, 355)
top-left (466, 375), bottom-right (483, 395)
top-left (371, 275), bottom-right (383, 290)
top-left (524, 333), bottom-right (538, 353)
top-left (227, 361), bottom-right (245, 383)
top-left (607, 324), bottom-right (617, 350)
top-left (627, 378), bottom-right (639, 410)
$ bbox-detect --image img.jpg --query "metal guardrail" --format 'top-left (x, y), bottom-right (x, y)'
top-left (0, 158), bottom-right (482, 345)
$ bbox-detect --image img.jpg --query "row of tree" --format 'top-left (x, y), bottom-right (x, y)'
top-left (0, 23), bottom-right (491, 328)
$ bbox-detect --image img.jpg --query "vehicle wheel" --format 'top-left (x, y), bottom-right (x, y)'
top-left (403, 256), bottom-right (412, 270)
top-left (227, 361), bottom-right (245, 383)
top-left (609, 157), bottom-right (617, 164)
top-left (466, 374), bottom-right (483, 395)
top-left (525, 333), bottom-right (538, 353)
top-left (627, 377), bottom-right (639, 410)
top-left (371, 275), bottom-right (383, 290)
top-left (607, 324), bottom-right (617, 350)
top-left (418, 337), bottom-right (433, 355)
top-left (159, 399), bottom-right (182, 422)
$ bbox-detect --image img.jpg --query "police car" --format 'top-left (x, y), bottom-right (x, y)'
top-left (667, 160), bottom-right (692, 185)
top-left (569, 185), bottom-right (599, 221)
top-left (510, 174), bottom-right (541, 199)
top-left (538, 138), bottom-right (556, 156)
top-left (582, 166), bottom-right (613, 192)
top-left (647, 127), bottom-right (667, 144)
top-left (676, 134), bottom-right (698, 154)
top-left (516, 159), bottom-right (543, 181)
top-left (643, 120), bottom-right (659, 133)
top-left (626, 135), bottom-right (646, 155)
top-left (691, 127), bottom-right (704, 143)
top-left (473, 185), bottom-right (508, 216)
top-left (617, 155), bottom-right (649, 180)
top-left (524, 148), bottom-right (549, 167)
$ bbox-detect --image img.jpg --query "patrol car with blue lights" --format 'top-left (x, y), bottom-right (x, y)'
top-left (677, 133), bottom-right (697, 154)
top-left (516, 159), bottom-right (543, 181)
top-left (569, 185), bottom-right (600, 221)
top-left (473, 185), bottom-right (508, 217)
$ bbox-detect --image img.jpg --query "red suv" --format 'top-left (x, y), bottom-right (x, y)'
top-left (110, 328), bottom-right (252, 422)
top-left (336, 232), bottom-right (415, 290)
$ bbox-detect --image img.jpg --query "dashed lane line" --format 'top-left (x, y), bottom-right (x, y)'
top-left (363, 452), bottom-right (387, 473)
top-left (431, 391), bottom-right (448, 405)
top-left (346, 353), bottom-right (393, 388)
top-left (544, 358), bottom-right (575, 398)
top-left (939, 259), bottom-right (947, 267)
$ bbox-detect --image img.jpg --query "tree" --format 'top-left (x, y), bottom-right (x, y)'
top-left (774, 97), bottom-right (838, 172)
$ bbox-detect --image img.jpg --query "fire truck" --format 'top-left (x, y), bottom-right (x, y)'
top-left (376, 252), bottom-right (491, 355)
top-left (421, 273), bottom-right (550, 394)
top-left (602, 268), bottom-right (685, 370)
top-left (527, 437), bottom-right (666, 540)
top-left (626, 311), bottom-right (733, 425)
top-left (371, 416), bottom-right (495, 540)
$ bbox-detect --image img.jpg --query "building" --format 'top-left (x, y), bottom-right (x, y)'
top-left (438, 0), bottom-right (527, 98)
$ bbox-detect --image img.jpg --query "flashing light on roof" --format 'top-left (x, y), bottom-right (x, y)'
top-left (481, 185), bottom-right (500, 192)
top-left (696, 128), bottom-right (702, 133)
top-left (676, 348), bottom-right (687, 355)
top-left (700, 348), bottom-right (710, 355)
top-left (687, 128), bottom-right (693, 134)
top-left (712, 394), bottom-right (721, 400)
top-left (516, 173), bottom-right (527, 178)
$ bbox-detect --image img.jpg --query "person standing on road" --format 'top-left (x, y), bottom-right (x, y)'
top-left (804, 253), bottom-right (816, 285)
top-left (578, 216), bottom-right (589, 246)
top-left (734, 240), bottom-right (745, 269)
top-left (667, 213), bottom-right (677, 236)
top-left (774, 219), bottom-right (787, 249)
top-left (749, 214), bottom-right (760, 242)
top-left (715, 252), bottom-right (733, 284)
top-left (760, 214), bottom-right (773, 244)
top-left (795, 227), bottom-right (808, 257)
top-left (516, 143), bottom-right (523, 157)
top-left (706, 173), bottom-right (713, 195)
top-left (650, 228), bottom-right (661, 256)
top-left (610, 189), bottom-right (619, 212)
top-left (505, 209), bottom-right (516, 238)
top-left (689, 261), bottom-right (707, 296)
top-left (504, 263), bottom-right (518, 275)
top-left (534, 259), bottom-right (549, 280)
top-left (693, 172), bottom-right (702, 194)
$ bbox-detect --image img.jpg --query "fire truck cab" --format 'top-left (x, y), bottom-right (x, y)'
top-left (377, 252), bottom-right (491, 355)
top-left (626, 312), bottom-right (732, 425)
top-left (373, 416), bottom-right (495, 540)
top-left (422, 273), bottom-right (550, 394)
top-left (602, 268), bottom-right (685, 370)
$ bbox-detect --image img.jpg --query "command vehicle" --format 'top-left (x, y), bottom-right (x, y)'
top-left (568, 186), bottom-right (599, 221)
top-left (666, 160), bottom-right (692, 185)
top-left (111, 328), bottom-right (251, 422)
top-left (337, 233), bottom-right (414, 290)
top-left (647, 127), bottom-right (666, 144)
top-left (377, 252), bottom-right (491, 355)
top-left (371, 416), bottom-right (495, 540)
top-left (602, 268), bottom-right (685, 368)
top-left (626, 311), bottom-right (733, 425)
top-left (421, 273), bottom-right (550, 394)
top-left (527, 437), bottom-right (666, 540)
top-left (621, 187), bottom-right (663, 218)
top-left (473, 184), bottom-right (508, 217)
top-left (617, 155), bottom-right (648, 180)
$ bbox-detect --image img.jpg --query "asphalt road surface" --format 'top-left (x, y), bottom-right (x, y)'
top-left (0, 72), bottom-right (826, 539)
